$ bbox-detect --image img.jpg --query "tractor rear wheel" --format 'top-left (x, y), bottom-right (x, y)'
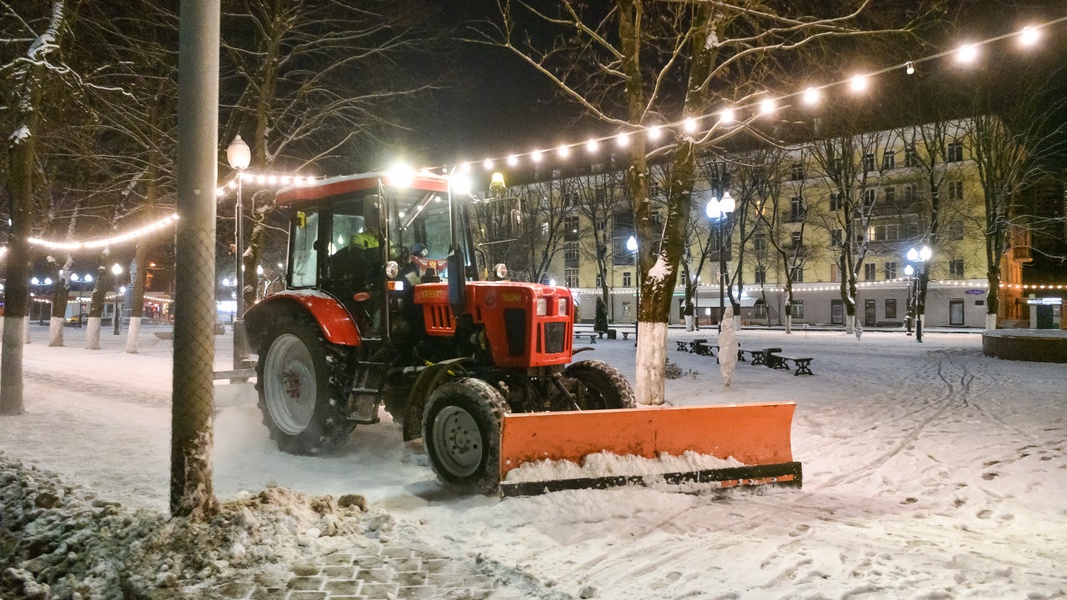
top-left (256, 315), bottom-right (355, 455)
top-left (564, 360), bottom-right (636, 410)
top-left (423, 378), bottom-right (509, 494)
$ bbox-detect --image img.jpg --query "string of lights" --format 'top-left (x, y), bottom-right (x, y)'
top-left (207, 18), bottom-right (1065, 198)
top-left (437, 18), bottom-right (1064, 178)
top-left (25, 214), bottom-right (180, 252)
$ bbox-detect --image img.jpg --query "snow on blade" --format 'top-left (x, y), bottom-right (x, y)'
top-left (503, 450), bottom-right (745, 483)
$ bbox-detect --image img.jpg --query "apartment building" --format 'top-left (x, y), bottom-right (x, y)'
top-left (504, 118), bottom-right (1035, 328)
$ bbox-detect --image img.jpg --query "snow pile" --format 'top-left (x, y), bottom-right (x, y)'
top-left (0, 453), bottom-right (392, 599)
top-left (503, 450), bottom-right (744, 483)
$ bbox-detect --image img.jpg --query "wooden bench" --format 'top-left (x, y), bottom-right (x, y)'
top-left (776, 355), bottom-right (814, 376)
top-left (748, 348), bottom-right (782, 366)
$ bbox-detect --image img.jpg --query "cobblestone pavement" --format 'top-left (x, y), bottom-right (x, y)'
top-left (222, 542), bottom-right (497, 600)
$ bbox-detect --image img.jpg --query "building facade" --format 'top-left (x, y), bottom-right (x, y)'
top-left (503, 118), bottom-right (1047, 329)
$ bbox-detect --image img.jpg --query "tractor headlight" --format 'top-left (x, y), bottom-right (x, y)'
top-left (385, 261), bottom-right (399, 278)
top-left (493, 263), bottom-right (508, 280)
top-left (536, 298), bottom-right (548, 316)
top-left (557, 298), bottom-right (567, 316)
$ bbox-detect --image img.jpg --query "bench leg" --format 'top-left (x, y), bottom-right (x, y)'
top-left (794, 361), bottom-right (812, 376)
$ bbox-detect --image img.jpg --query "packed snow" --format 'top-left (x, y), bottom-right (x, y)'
top-left (2, 322), bottom-right (1066, 599)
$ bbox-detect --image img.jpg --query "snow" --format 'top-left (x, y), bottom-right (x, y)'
top-left (503, 451), bottom-right (744, 484)
top-left (3, 323), bottom-right (1067, 598)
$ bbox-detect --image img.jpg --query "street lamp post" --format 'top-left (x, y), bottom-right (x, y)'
top-left (227, 134), bottom-right (251, 370)
top-left (706, 191), bottom-right (736, 332)
top-left (626, 235), bottom-right (638, 323)
top-left (111, 263), bottom-right (123, 335)
top-left (904, 264), bottom-right (915, 336)
top-left (906, 245), bottom-right (932, 342)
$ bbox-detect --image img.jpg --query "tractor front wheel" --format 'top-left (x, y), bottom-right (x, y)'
top-left (256, 316), bottom-right (355, 455)
top-left (423, 378), bottom-right (509, 494)
top-left (563, 360), bottom-right (636, 410)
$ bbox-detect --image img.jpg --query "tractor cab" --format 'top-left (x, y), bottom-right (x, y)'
top-left (275, 171), bottom-right (471, 346)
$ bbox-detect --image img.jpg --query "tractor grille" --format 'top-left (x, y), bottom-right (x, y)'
top-left (543, 322), bottom-right (566, 354)
top-left (503, 308), bottom-right (527, 356)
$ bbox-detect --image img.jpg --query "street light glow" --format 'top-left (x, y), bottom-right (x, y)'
top-left (849, 74), bottom-right (869, 93)
top-left (802, 87), bottom-right (821, 105)
top-left (1019, 26), bottom-right (1041, 47)
top-left (760, 98), bottom-right (776, 115)
top-left (720, 108), bottom-right (735, 124)
top-left (955, 43), bottom-right (978, 64)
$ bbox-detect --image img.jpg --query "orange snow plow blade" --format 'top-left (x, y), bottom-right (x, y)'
top-left (498, 402), bottom-right (802, 497)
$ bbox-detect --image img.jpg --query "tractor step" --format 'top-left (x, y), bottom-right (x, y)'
top-left (345, 361), bottom-right (388, 424)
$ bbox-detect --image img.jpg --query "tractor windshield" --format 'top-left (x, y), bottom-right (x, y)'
top-left (388, 189), bottom-right (454, 280)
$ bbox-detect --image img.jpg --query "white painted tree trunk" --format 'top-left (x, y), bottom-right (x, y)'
top-left (718, 306), bottom-right (739, 387)
top-left (732, 314), bottom-right (741, 332)
top-left (22, 317), bottom-right (30, 344)
top-left (985, 313), bottom-right (997, 331)
top-left (784, 313), bottom-right (792, 334)
top-left (845, 314), bottom-right (855, 335)
top-left (85, 316), bottom-right (102, 350)
top-left (634, 321), bottom-right (666, 405)
top-left (0, 317), bottom-right (4, 342)
top-left (48, 317), bottom-right (64, 346)
top-left (126, 316), bottom-right (142, 353)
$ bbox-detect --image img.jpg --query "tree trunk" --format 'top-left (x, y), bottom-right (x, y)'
top-left (126, 239), bottom-right (150, 353)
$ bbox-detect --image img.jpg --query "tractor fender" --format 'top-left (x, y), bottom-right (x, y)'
top-left (401, 357), bottom-right (472, 442)
top-left (244, 290), bottom-right (361, 350)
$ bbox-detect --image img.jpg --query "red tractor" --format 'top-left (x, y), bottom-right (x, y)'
top-left (244, 170), bottom-right (636, 493)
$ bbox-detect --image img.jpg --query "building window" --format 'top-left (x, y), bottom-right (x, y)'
top-left (792, 300), bottom-right (805, 319)
top-left (883, 186), bottom-right (896, 204)
top-left (903, 183), bottom-right (918, 203)
top-left (541, 222), bottom-right (549, 236)
top-left (565, 268), bottom-right (579, 288)
top-left (792, 266), bottom-right (804, 283)
top-left (947, 141), bottom-right (964, 162)
top-left (754, 300), bottom-right (768, 318)
top-left (863, 188), bottom-right (876, 207)
top-left (791, 231), bottom-right (803, 247)
top-left (564, 215), bottom-right (580, 235)
top-left (904, 146), bottom-right (919, 167)
top-left (882, 152), bottom-right (896, 170)
top-left (864, 262), bottom-right (876, 281)
top-left (753, 234), bottom-right (767, 253)
top-left (949, 259), bottom-right (964, 279)
top-left (831, 299), bottom-right (844, 324)
top-left (885, 261), bottom-right (897, 279)
top-left (790, 196), bottom-right (805, 221)
top-left (623, 271), bottom-right (632, 287)
top-left (564, 241), bottom-right (579, 261)
top-left (829, 192), bottom-right (842, 211)
top-left (831, 229), bottom-right (843, 247)
top-left (595, 219), bottom-right (606, 232)
top-left (862, 153), bottom-right (876, 172)
top-left (791, 162), bottom-right (804, 180)
top-left (948, 219), bottom-right (964, 241)
top-left (595, 274), bottom-right (603, 288)
top-left (885, 298), bottom-right (898, 319)
top-left (754, 267), bottom-right (766, 284)
top-left (830, 262), bottom-right (839, 282)
top-left (947, 180), bottom-right (963, 201)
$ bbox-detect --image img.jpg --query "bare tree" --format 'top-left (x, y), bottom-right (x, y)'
top-left (1, 1), bottom-right (74, 415)
top-left (807, 127), bottom-right (893, 334)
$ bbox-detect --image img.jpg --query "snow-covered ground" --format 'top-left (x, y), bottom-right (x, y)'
top-left (2, 322), bottom-right (1066, 598)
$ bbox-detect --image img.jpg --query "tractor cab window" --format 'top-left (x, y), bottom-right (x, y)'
top-left (389, 191), bottom-right (452, 281)
top-left (289, 211), bottom-right (319, 288)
